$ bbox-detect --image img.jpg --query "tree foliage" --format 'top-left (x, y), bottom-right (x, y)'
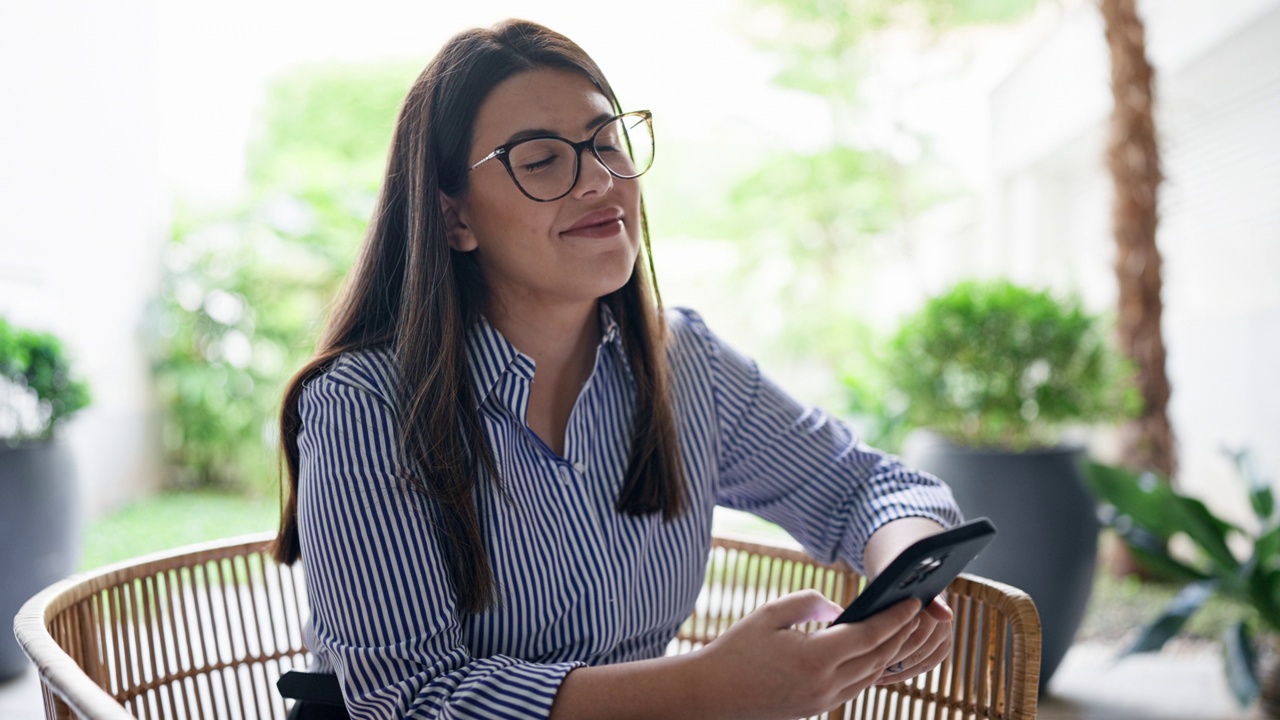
top-left (743, 0), bottom-right (1039, 100)
top-left (148, 62), bottom-right (415, 492)
top-left (246, 63), bottom-right (415, 194)
top-left (715, 0), bottom-right (1040, 386)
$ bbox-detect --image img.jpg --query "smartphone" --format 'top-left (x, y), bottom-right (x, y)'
top-left (831, 518), bottom-right (997, 626)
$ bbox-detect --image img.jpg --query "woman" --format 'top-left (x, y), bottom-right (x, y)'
top-left (273, 19), bottom-right (962, 720)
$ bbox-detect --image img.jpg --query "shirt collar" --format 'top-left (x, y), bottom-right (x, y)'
top-left (465, 313), bottom-right (532, 410)
top-left (598, 301), bottom-right (622, 347)
top-left (465, 301), bottom-right (625, 409)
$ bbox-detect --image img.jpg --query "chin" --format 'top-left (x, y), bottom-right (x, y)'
top-left (581, 259), bottom-right (636, 301)
top-left (595, 272), bottom-right (636, 300)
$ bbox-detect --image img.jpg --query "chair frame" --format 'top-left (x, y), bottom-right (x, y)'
top-left (16, 532), bottom-right (1041, 720)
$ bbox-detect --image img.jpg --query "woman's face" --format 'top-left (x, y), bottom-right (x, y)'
top-left (444, 67), bottom-right (643, 318)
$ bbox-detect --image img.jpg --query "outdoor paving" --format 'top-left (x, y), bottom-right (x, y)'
top-left (0, 639), bottom-right (1258, 719)
top-left (0, 667), bottom-right (42, 720)
top-left (1040, 640), bottom-right (1254, 719)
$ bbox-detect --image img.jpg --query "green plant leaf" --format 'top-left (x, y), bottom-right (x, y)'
top-left (1223, 621), bottom-right (1261, 707)
top-left (1248, 525), bottom-right (1280, 580)
top-left (1169, 495), bottom-right (1242, 576)
top-left (1249, 483), bottom-right (1276, 528)
top-left (0, 317), bottom-right (91, 440)
top-left (1123, 580), bottom-right (1216, 656)
top-left (1253, 487), bottom-right (1276, 525)
top-left (1264, 570), bottom-right (1280, 632)
top-left (1122, 532), bottom-right (1210, 584)
top-left (1089, 461), bottom-right (1241, 577)
top-left (1091, 463), bottom-right (1212, 582)
top-left (1226, 447), bottom-right (1276, 524)
top-left (1086, 462), bottom-right (1181, 540)
top-left (1245, 540), bottom-right (1280, 632)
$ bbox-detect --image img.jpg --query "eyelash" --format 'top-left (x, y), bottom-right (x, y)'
top-left (521, 156), bottom-right (556, 172)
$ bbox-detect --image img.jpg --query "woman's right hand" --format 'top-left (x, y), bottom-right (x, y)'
top-left (691, 590), bottom-right (922, 720)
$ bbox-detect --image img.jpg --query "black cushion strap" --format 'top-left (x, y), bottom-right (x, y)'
top-left (277, 671), bottom-right (346, 707)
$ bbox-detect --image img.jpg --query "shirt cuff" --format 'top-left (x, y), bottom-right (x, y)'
top-left (446, 658), bottom-right (588, 719)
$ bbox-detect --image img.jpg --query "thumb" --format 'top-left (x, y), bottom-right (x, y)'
top-left (761, 589), bottom-right (844, 627)
top-left (924, 596), bottom-right (954, 623)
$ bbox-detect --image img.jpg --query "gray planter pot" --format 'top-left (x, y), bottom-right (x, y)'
top-left (1, 440), bottom-right (80, 681)
top-left (903, 431), bottom-right (1098, 691)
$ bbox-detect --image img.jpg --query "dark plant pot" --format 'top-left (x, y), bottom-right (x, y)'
top-left (903, 430), bottom-right (1098, 691)
top-left (0, 440), bottom-right (80, 681)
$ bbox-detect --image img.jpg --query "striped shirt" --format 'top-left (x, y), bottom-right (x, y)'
top-left (296, 305), bottom-right (961, 719)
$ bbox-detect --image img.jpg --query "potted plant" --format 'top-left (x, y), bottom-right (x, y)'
top-left (0, 317), bottom-right (90, 680)
top-left (1088, 450), bottom-right (1280, 714)
top-left (848, 278), bottom-right (1138, 688)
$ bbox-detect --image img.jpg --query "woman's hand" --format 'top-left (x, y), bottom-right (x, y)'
top-left (691, 590), bottom-right (923, 720)
top-left (874, 595), bottom-right (953, 686)
top-left (860, 517), bottom-right (955, 687)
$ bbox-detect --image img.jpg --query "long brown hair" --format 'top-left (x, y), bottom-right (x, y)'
top-left (272, 19), bottom-right (686, 614)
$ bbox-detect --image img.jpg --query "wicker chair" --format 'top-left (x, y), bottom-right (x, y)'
top-left (15, 532), bottom-right (1041, 720)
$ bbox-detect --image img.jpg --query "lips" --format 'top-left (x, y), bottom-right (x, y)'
top-left (563, 208), bottom-right (624, 234)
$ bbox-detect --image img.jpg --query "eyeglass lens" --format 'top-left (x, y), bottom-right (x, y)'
top-left (506, 113), bottom-right (654, 201)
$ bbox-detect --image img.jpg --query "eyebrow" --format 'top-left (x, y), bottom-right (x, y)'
top-left (501, 112), bottom-right (615, 146)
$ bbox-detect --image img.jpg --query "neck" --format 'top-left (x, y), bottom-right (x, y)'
top-left (485, 295), bottom-right (602, 456)
top-left (485, 297), bottom-right (601, 376)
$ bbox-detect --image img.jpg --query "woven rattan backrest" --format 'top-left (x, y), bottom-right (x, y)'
top-left (19, 532), bottom-right (1039, 720)
top-left (19, 535), bottom-right (307, 720)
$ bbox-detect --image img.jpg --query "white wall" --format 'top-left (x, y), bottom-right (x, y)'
top-left (0, 1), bottom-right (168, 516)
top-left (986, 0), bottom-right (1280, 515)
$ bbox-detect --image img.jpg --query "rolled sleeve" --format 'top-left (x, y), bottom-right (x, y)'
top-left (296, 367), bottom-right (583, 720)
top-left (674, 309), bottom-right (962, 574)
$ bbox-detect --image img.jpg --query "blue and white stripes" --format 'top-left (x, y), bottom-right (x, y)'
top-left (295, 306), bottom-right (961, 719)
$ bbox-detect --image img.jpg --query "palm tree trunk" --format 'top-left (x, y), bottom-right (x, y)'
top-left (1101, 0), bottom-right (1176, 479)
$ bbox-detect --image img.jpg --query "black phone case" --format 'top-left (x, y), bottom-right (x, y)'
top-left (831, 518), bottom-right (997, 626)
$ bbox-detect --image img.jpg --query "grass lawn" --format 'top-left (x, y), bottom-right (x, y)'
top-left (79, 491), bottom-right (280, 571)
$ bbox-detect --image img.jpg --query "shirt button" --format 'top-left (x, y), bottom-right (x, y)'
top-left (573, 461), bottom-right (587, 475)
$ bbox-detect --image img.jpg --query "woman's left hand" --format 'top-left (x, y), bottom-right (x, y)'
top-left (861, 518), bottom-right (955, 685)
top-left (874, 594), bottom-right (953, 685)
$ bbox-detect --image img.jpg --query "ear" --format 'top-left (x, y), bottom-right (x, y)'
top-left (439, 190), bottom-right (478, 252)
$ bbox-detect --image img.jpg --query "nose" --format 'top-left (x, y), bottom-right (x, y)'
top-left (571, 146), bottom-right (614, 199)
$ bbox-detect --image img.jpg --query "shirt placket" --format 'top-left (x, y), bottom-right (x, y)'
top-left (559, 348), bottom-right (626, 657)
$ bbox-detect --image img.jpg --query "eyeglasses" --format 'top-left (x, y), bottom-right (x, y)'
top-left (468, 110), bottom-right (655, 202)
